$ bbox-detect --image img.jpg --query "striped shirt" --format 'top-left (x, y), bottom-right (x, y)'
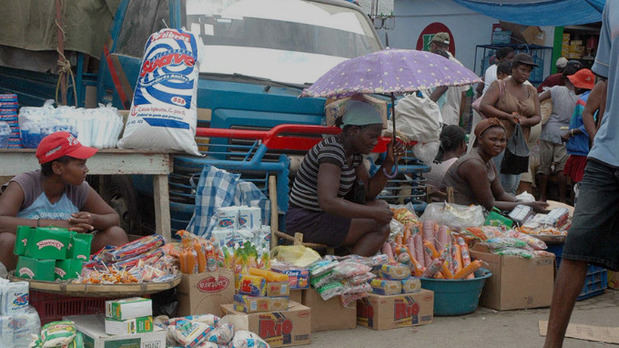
top-left (290, 136), bottom-right (362, 211)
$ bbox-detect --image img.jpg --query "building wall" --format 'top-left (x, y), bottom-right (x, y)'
top-left (380, 0), bottom-right (555, 79)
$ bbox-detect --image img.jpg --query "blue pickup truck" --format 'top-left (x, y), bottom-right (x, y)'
top-left (0, 0), bottom-right (384, 234)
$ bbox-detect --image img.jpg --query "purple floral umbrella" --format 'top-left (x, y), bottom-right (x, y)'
top-left (300, 49), bottom-right (482, 140)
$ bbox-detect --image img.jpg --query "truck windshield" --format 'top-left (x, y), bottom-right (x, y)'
top-left (183, 0), bottom-right (381, 85)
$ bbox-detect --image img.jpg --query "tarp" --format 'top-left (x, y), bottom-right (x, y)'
top-left (0, 0), bottom-right (121, 58)
top-left (452, 0), bottom-right (605, 26)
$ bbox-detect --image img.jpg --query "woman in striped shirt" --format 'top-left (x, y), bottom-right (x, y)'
top-left (286, 100), bottom-right (403, 256)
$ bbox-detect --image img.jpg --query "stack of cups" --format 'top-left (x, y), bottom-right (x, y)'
top-left (0, 94), bottom-right (21, 148)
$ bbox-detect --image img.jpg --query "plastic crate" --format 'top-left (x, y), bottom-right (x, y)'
top-left (547, 244), bottom-right (607, 300)
top-left (30, 291), bottom-right (109, 325)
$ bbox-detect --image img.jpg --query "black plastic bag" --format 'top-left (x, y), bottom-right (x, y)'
top-left (501, 123), bottom-right (529, 174)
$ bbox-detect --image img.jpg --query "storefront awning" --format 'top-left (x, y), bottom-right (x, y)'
top-left (452, 0), bottom-right (604, 26)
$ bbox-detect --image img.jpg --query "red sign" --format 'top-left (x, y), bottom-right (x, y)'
top-left (416, 22), bottom-right (456, 56)
top-left (197, 275), bottom-right (230, 293)
top-left (259, 317), bottom-right (294, 338)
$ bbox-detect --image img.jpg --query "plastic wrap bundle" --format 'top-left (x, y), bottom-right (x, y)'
top-left (18, 100), bottom-right (124, 148)
top-left (0, 121), bottom-right (10, 148)
top-left (0, 94), bottom-right (20, 148)
top-left (118, 28), bottom-right (200, 155)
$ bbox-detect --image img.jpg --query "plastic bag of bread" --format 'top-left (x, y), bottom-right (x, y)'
top-left (230, 330), bottom-right (269, 348)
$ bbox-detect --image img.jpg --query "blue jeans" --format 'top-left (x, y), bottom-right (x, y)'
top-left (493, 150), bottom-right (521, 195)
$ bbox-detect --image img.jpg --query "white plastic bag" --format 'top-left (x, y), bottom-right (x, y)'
top-left (394, 92), bottom-right (441, 164)
top-left (119, 28), bottom-right (201, 155)
top-left (420, 202), bottom-right (485, 228)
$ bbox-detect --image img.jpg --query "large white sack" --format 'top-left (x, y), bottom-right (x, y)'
top-left (118, 28), bottom-right (201, 155)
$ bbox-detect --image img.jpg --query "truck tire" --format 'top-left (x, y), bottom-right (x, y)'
top-left (94, 175), bottom-right (142, 235)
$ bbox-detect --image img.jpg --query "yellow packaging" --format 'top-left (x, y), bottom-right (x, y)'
top-left (401, 277), bottom-right (421, 293)
top-left (266, 281), bottom-right (290, 297)
top-left (371, 278), bottom-right (402, 296)
top-left (249, 268), bottom-right (289, 282)
top-left (237, 274), bottom-right (266, 296)
top-left (379, 264), bottom-right (410, 280)
top-left (233, 294), bottom-right (289, 313)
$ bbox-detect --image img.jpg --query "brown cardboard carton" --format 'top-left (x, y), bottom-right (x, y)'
top-left (177, 269), bottom-right (234, 317)
top-left (221, 301), bottom-right (311, 347)
top-left (356, 290), bottom-right (434, 330)
top-left (233, 294), bottom-right (289, 313)
top-left (266, 281), bottom-right (290, 297)
top-left (499, 21), bottom-right (546, 46)
top-left (302, 288), bottom-right (356, 332)
top-left (470, 246), bottom-right (554, 310)
top-left (289, 289), bottom-right (303, 304)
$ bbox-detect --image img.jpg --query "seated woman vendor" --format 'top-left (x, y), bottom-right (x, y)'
top-left (286, 100), bottom-right (404, 257)
top-left (0, 132), bottom-right (128, 270)
top-left (441, 118), bottom-right (547, 212)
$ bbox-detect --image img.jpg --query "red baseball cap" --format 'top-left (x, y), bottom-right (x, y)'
top-left (36, 131), bottom-right (98, 164)
top-left (567, 68), bottom-right (595, 90)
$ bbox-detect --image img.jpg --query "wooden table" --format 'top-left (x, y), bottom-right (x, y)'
top-left (0, 149), bottom-right (173, 240)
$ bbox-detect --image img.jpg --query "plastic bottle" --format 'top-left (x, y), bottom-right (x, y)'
top-left (0, 121), bottom-right (10, 148)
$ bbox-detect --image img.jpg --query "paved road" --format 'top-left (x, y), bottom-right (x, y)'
top-left (308, 290), bottom-right (618, 348)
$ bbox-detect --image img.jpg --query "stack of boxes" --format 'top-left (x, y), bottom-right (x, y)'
top-left (233, 268), bottom-right (290, 313)
top-left (104, 298), bottom-right (153, 335)
top-left (0, 280), bottom-right (41, 348)
top-left (14, 226), bottom-right (92, 281)
top-left (562, 33), bottom-right (585, 59)
top-left (370, 263), bottom-right (421, 296)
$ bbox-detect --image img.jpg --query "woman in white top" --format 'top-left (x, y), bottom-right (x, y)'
top-left (426, 125), bottom-right (467, 188)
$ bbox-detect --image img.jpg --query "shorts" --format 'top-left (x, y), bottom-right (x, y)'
top-left (563, 155), bottom-right (588, 183)
top-left (537, 140), bottom-right (568, 175)
top-left (285, 205), bottom-right (351, 248)
top-left (563, 159), bottom-right (619, 271)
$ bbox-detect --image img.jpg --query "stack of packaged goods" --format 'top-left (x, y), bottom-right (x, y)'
top-left (104, 297), bottom-right (153, 335)
top-left (154, 313), bottom-right (268, 348)
top-left (14, 226), bottom-right (91, 281)
top-left (309, 255), bottom-right (387, 306)
top-left (174, 230), bottom-right (225, 275)
top-left (0, 93), bottom-right (20, 148)
top-left (234, 267), bottom-right (290, 313)
top-left (517, 206), bottom-right (571, 237)
top-left (459, 225), bottom-right (552, 259)
top-left (270, 261), bottom-right (310, 291)
top-left (78, 234), bottom-right (178, 284)
top-left (209, 206), bottom-right (271, 253)
top-left (0, 279), bottom-right (41, 348)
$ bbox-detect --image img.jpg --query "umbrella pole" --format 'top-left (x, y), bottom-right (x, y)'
top-left (390, 93), bottom-right (396, 144)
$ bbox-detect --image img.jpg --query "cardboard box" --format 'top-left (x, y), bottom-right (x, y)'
top-left (302, 288), bottom-right (356, 332)
top-left (66, 314), bottom-right (165, 348)
top-left (177, 269), bottom-right (234, 317)
top-left (608, 271), bottom-right (619, 289)
top-left (470, 246), bottom-right (554, 310)
top-left (105, 297), bottom-right (152, 320)
top-left (357, 290), bottom-right (434, 330)
top-left (234, 294), bottom-right (289, 313)
top-left (15, 256), bottom-right (55, 281)
top-left (24, 227), bottom-right (71, 260)
top-left (499, 22), bottom-right (546, 46)
top-left (289, 289), bottom-right (303, 304)
top-left (104, 316), bottom-right (153, 335)
top-left (266, 281), bottom-right (290, 297)
top-left (55, 259), bottom-right (83, 280)
top-left (221, 301), bottom-right (311, 347)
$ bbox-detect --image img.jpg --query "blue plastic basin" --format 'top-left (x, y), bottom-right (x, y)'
top-left (420, 268), bottom-right (492, 316)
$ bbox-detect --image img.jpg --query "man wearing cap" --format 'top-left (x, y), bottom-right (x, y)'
top-left (545, 2), bottom-right (619, 347)
top-left (0, 132), bottom-right (128, 271)
top-left (428, 32), bottom-right (470, 127)
top-left (537, 59), bottom-right (582, 93)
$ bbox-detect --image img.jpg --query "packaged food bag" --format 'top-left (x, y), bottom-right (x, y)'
top-left (119, 28), bottom-right (200, 155)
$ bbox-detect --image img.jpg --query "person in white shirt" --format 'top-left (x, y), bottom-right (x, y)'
top-left (483, 47), bottom-right (515, 95)
top-left (428, 32), bottom-right (469, 127)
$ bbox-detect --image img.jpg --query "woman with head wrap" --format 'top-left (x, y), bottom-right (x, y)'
top-left (441, 118), bottom-right (547, 212)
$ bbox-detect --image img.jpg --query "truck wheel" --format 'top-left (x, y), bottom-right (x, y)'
top-left (97, 176), bottom-right (142, 235)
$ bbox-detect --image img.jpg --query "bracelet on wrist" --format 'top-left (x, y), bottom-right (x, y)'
top-left (382, 164), bottom-right (398, 179)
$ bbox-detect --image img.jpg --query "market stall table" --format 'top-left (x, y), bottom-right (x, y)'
top-left (0, 149), bottom-right (173, 240)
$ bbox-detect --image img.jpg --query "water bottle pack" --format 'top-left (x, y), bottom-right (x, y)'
top-left (0, 279), bottom-right (40, 348)
top-left (118, 28), bottom-right (201, 155)
top-left (19, 100), bottom-right (124, 149)
top-left (0, 93), bottom-right (20, 148)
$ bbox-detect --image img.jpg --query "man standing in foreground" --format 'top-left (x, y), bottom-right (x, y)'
top-left (544, 2), bottom-right (619, 347)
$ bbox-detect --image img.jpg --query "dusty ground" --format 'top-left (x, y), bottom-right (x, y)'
top-left (308, 289), bottom-right (619, 348)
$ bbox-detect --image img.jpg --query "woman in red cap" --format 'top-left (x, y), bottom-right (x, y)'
top-left (0, 132), bottom-right (128, 270)
top-left (441, 118), bottom-right (547, 212)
